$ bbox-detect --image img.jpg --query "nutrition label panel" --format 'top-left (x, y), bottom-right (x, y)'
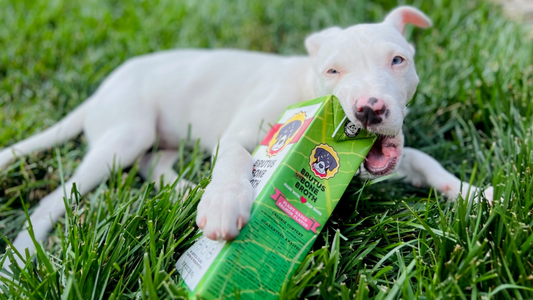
top-left (204, 207), bottom-right (306, 299)
top-left (176, 234), bottom-right (226, 290)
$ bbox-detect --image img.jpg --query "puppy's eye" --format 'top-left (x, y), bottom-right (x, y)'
top-left (392, 56), bottom-right (404, 65)
top-left (326, 69), bottom-right (340, 74)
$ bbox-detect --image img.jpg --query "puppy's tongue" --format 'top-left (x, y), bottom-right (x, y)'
top-left (382, 141), bottom-right (400, 158)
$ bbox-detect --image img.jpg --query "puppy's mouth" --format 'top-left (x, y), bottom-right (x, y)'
top-left (364, 135), bottom-right (402, 176)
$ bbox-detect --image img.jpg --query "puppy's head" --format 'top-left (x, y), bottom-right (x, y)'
top-left (305, 6), bottom-right (431, 176)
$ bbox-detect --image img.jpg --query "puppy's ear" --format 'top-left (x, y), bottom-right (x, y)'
top-left (305, 27), bottom-right (342, 57)
top-left (384, 6), bottom-right (432, 35)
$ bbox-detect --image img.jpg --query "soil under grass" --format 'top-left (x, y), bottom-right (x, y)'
top-left (1, 0), bottom-right (533, 299)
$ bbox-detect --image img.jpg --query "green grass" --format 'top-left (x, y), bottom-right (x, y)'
top-left (1, 0), bottom-right (533, 298)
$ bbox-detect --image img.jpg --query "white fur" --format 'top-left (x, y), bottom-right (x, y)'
top-left (0, 6), bottom-right (492, 270)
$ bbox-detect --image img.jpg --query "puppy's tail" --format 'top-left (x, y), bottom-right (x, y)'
top-left (0, 99), bottom-right (92, 170)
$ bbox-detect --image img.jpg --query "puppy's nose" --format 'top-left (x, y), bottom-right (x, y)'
top-left (354, 97), bottom-right (387, 127)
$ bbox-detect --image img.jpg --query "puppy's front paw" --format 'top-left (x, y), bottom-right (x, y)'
top-left (196, 178), bottom-right (254, 240)
top-left (443, 182), bottom-right (494, 204)
top-left (459, 185), bottom-right (495, 204)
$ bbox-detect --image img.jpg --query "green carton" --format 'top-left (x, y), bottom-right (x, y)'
top-left (177, 95), bottom-right (376, 299)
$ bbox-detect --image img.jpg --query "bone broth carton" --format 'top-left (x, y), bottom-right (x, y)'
top-left (177, 95), bottom-right (375, 299)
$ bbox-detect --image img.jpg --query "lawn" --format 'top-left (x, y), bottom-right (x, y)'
top-left (1, 0), bottom-right (533, 299)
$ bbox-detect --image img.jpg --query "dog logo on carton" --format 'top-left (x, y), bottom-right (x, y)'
top-left (267, 112), bottom-right (306, 157)
top-left (309, 144), bottom-right (340, 179)
top-left (344, 120), bottom-right (360, 138)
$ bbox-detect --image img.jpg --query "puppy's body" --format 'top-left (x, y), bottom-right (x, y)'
top-left (0, 6), bottom-right (493, 269)
top-left (85, 49), bottom-right (314, 152)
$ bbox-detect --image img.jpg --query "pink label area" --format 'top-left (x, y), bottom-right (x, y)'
top-left (271, 188), bottom-right (320, 233)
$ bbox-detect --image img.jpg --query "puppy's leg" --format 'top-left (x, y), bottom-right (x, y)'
top-left (196, 142), bottom-right (254, 241)
top-left (397, 147), bottom-right (494, 202)
top-left (4, 127), bottom-right (154, 269)
top-left (0, 100), bottom-right (90, 170)
top-left (194, 93), bottom-right (297, 241)
top-left (138, 150), bottom-right (194, 191)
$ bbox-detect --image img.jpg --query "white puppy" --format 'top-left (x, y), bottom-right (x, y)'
top-left (0, 6), bottom-right (492, 267)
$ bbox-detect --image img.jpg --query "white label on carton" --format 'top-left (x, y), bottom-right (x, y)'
top-left (176, 235), bottom-right (226, 290)
top-left (176, 103), bottom-right (322, 291)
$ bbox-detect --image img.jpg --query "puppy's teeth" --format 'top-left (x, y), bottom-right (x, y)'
top-left (237, 217), bottom-right (243, 231)
top-left (216, 231), bottom-right (222, 240)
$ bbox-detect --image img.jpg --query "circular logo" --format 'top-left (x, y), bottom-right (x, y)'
top-left (344, 120), bottom-right (360, 138)
top-left (309, 144), bottom-right (340, 179)
top-left (267, 111), bottom-right (306, 157)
